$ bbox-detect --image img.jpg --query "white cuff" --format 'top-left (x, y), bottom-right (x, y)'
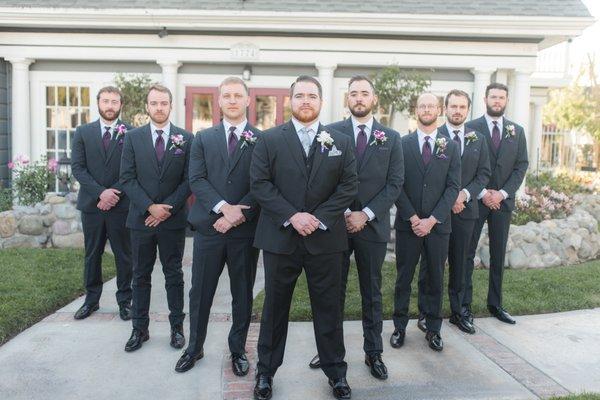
top-left (318, 221), bottom-right (327, 230)
top-left (362, 207), bottom-right (375, 221)
top-left (213, 200), bottom-right (227, 214)
top-left (477, 188), bottom-right (487, 200)
top-left (500, 189), bottom-right (509, 200)
top-left (344, 208), bottom-right (351, 215)
top-left (283, 220), bottom-right (290, 227)
top-left (462, 189), bottom-right (471, 203)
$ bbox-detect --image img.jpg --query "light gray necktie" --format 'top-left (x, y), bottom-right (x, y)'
top-left (300, 127), bottom-right (312, 156)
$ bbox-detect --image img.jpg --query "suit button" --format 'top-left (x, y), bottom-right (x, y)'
top-left (423, 184), bottom-right (427, 188)
top-left (227, 180), bottom-right (232, 184)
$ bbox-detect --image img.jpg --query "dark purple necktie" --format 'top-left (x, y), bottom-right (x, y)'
top-left (228, 126), bottom-right (238, 157)
top-left (102, 126), bottom-right (112, 151)
top-left (492, 121), bottom-right (501, 151)
top-left (155, 130), bottom-right (165, 162)
top-left (422, 136), bottom-right (432, 165)
top-left (356, 124), bottom-right (367, 160)
top-left (453, 130), bottom-right (462, 155)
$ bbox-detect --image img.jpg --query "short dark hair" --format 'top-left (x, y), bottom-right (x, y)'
top-left (219, 76), bottom-right (249, 95)
top-left (146, 84), bottom-right (173, 104)
top-left (290, 75), bottom-right (322, 98)
top-left (445, 89), bottom-right (471, 108)
top-left (485, 82), bottom-right (508, 97)
top-left (348, 75), bottom-right (376, 93)
top-left (97, 86), bottom-right (123, 103)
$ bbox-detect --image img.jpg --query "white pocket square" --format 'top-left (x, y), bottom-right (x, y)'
top-left (328, 145), bottom-right (342, 157)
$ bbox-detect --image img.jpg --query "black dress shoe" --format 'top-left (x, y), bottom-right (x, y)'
top-left (462, 304), bottom-right (474, 325)
top-left (118, 303), bottom-right (132, 321)
top-left (74, 304), bottom-right (99, 320)
top-left (425, 331), bottom-right (443, 351)
top-left (175, 349), bottom-right (204, 373)
top-left (170, 325), bottom-right (185, 349)
top-left (124, 329), bottom-right (149, 352)
top-left (309, 354), bottom-right (321, 369)
top-left (365, 353), bottom-right (388, 380)
top-left (328, 377), bottom-right (352, 399)
top-left (254, 373), bottom-right (273, 400)
top-left (449, 313), bottom-right (476, 334)
top-left (417, 313), bottom-right (427, 332)
top-left (390, 328), bottom-right (405, 348)
top-left (488, 305), bottom-right (516, 324)
top-left (232, 353), bottom-right (250, 376)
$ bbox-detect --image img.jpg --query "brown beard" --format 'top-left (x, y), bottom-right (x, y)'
top-left (349, 103), bottom-right (373, 118)
top-left (418, 115), bottom-right (438, 126)
top-left (292, 108), bottom-right (319, 123)
top-left (486, 104), bottom-right (506, 118)
top-left (98, 108), bottom-right (120, 122)
top-left (150, 112), bottom-right (169, 125)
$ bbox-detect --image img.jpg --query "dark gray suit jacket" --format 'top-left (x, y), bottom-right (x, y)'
top-left (119, 123), bottom-right (192, 230)
top-left (71, 119), bottom-right (132, 213)
top-left (438, 125), bottom-right (491, 220)
top-left (250, 120), bottom-right (358, 255)
top-left (188, 122), bottom-right (262, 238)
top-left (327, 118), bottom-right (404, 243)
top-left (465, 116), bottom-right (528, 212)
top-left (394, 131), bottom-right (461, 235)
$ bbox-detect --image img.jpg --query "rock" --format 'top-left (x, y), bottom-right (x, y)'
top-left (65, 192), bottom-right (78, 204)
top-left (2, 234), bottom-right (41, 249)
top-left (521, 243), bottom-right (538, 258)
top-left (478, 245), bottom-right (490, 268)
top-left (578, 241), bottom-right (594, 260)
top-left (527, 254), bottom-right (544, 268)
top-left (521, 228), bottom-right (537, 243)
top-left (47, 195), bottom-right (66, 205)
top-left (0, 211), bottom-right (17, 238)
top-left (542, 253), bottom-right (561, 267)
top-left (564, 234), bottom-right (582, 251)
top-left (51, 232), bottom-right (84, 248)
top-left (508, 247), bottom-right (528, 269)
top-left (41, 214), bottom-right (57, 227)
top-left (53, 203), bottom-right (78, 219)
top-left (12, 205), bottom-right (39, 216)
top-left (52, 219), bottom-right (79, 235)
top-left (36, 203), bottom-right (52, 215)
top-left (473, 255), bottom-right (481, 268)
top-left (18, 215), bottom-right (45, 235)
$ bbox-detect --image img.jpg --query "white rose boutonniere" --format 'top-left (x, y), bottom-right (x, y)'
top-left (317, 130), bottom-right (334, 153)
top-left (435, 137), bottom-right (448, 159)
top-left (464, 131), bottom-right (478, 145)
top-left (505, 124), bottom-right (516, 139)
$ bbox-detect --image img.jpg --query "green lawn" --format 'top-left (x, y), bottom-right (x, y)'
top-left (0, 248), bottom-right (116, 345)
top-left (253, 259), bottom-right (600, 321)
top-left (552, 394), bottom-right (600, 400)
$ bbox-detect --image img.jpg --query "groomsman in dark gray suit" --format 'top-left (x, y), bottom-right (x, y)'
top-left (175, 77), bottom-right (261, 375)
top-left (120, 84), bottom-right (192, 352)
top-left (417, 90), bottom-right (490, 335)
top-left (308, 76), bottom-right (403, 380)
top-left (71, 86), bottom-right (133, 321)
top-left (390, 93), bottom-right (460, 352)
top-left (464, 83), bottom-right (528, 325)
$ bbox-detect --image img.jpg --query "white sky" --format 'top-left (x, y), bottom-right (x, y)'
top-left (569, 0), bottom-right (600, 77)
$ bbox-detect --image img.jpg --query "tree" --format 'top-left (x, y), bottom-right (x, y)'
top-left (114, 73), bottom-right (156, 127)
top-left (372, 66), bottom-right (431, 126)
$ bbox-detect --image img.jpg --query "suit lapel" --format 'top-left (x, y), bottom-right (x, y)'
top-left (213, 122), bottom-right (229, 167)
top-left (282, 121), bottom-right (308, 181)
top-left (228, 122), bottom-right (250, 174)
top-left (359, 120), bottom-right (378, 172)
top-left (477, 116), bottom-right (497, 162)
top-left (496, 118), bottom-right (514, 163)
top-left (160, 126), bottom-right (177, 178)
top-left (142, 124), bottom-right (160, 176)
top-left (408, 132), bottom-right (425, 175)
top-left (90, 120), bottom-right (106, 161)
top-left (105, 120), bottom-right (124, 164)
top-left (308, 124), bottom-right (326, 185)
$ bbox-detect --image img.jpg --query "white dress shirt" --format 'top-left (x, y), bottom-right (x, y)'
top-left (478, 114), bottom-right (508, 201)
top-left (213, 119), bottom-right (248, 213)
top-left (416, 128), bottom-right (438, 153)
top-left (100, 119), bottom-right (117, 138)
top-left (150, 121), bottom-right (171, 145)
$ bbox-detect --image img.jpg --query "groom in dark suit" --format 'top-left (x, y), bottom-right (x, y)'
top-left (417, 90), bottom-right (490, 335)
top-left (390, 93), bottom-right (460, 352)
top-left (175, 77), bottom-right (261, 376)
top-left (464, 83), bottom-right (528, 325)
top-left (251, 76), bottom-right (358, 400)
top-left (307, 76), bottom-right (403, 380)
top-left (120, 84), bottom-right (192, 352)
top-left (71, 86), bottom-right (133, 321)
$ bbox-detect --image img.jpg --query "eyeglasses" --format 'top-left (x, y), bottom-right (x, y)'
top-left (417, 104), bottom-right (438, 111)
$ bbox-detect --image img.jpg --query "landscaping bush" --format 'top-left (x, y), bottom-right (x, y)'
top-left (8, 155), bottom-right (57, 206)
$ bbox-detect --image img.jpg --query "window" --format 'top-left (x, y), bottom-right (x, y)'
top-left (45, 85), bottom-right (90, 191)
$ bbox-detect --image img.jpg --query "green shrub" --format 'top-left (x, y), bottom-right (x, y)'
top-left (0, 187), bottom-right (12, 211)
top-left (8, 155), bottom-right (57, 206)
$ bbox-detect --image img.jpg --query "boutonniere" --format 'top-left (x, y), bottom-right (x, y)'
top-left (240, 130), bottom-right (257, 149)
top-left (317, 130), bottom-right (334, 153)
top-left (369, 130), bottom-right (387, 146)
top-left (169, 134), bottom-right (186, 155)
top-left (464, 131), bottom-right (478, 145)
top-left (505, 124), bottom-right (516, 139)
top-left (114, 124), bottom-right (127, 144)
top-left (435, 137), bottom-right (448, 159)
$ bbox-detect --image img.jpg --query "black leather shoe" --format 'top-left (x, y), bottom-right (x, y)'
top-left (232, 353), bottom-right (250, 376)
top-left (170, 325), bottom-right (185, 349)
top-left (462, 304), bottom-right (474, 324)
top-left (425, 331), bottom-right (443, 351)
top-left (488, 305), bottom-right (516, 324)
top-left (175, 349), bottom-right (204, 373)
top-left (390, 328), bottom-right (405, 348)
top-left (254, 373), bottom-right (273, 400)
top-left (449, 313), bottom-right (476, 334)
top-left (309, 354), bottom-right (321, 369)
top-left (328, 377), bottom-right (352, 399)
top-left (417, 313), bottom-right (427, 332)
top-left (365, 353), bottom-right (388, 380)
top-left (124, 329), bottom-right (149, 352)
top-left (74, 303), bottom-right (99, 320)
top-left (118, 302), bottom-right (132, 321)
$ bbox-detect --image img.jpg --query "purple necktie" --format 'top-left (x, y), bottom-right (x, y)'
top-left (102, 126), bottom-right (112, 151)
top-left (356, 124), bottom-right (367, 160)
top-left (155, 130), bottom-right (165, 162)
top-left (228, 126), bottom-right (238, 157)
top-left (492, 121), bottom-right (501, 151)
top-left (453, 130), bottom-right (462, 155)
top-left (422, 136), bottom-right (432, 166)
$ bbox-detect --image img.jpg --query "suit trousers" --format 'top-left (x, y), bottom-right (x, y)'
top-left (257, 243), bottom-right (347, 380)
top-left (464, 202), bottom-right (512, 308)
top-left (393, 229), bottom-right (449, 333)
top-left (186, 232), bottom-right (258, 357)
top-left (80, 211), bottom-right (132, 306)
top-left (130, 228), bottom-right (186, 330)
top-left (340, 237), bottom-right (387, 355)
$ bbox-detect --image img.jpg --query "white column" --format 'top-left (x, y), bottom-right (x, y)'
top-left (512, 71), bottom-right (532, 137)
top-left (495, 69), bottom-right (508, 85)
top-left (157, 60), bottom-right (182, 124)
top-left (529, 98), bottom-right (546, 173)
top-left (470, 68), bottom-right (494, 119)
top-left (316, 63), bottom-right (337, 124)
top-left (7, 58), bottom-right (34, 161)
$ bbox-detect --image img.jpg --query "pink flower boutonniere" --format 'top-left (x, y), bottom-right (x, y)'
top-left (114, 124), bottom-right (127, 145)
top-left (435, 137), bottom-right (448, 159)
top-left (240, 130), bottom-right (257, 149)
top-left (169, 134), bottom-right (187, 155)
top-left (370, 130), bottom-right (387, 146)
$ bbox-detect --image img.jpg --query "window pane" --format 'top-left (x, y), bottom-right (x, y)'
top-left (81, 109), bottom-right (90, 124)
top-left (46, 87), bottom-right (56, 106)
top-left (46, 108), bottom-right (56, 129)
top-left (81, 87), bottom-right (90, 107)
top-left (47, 151), bottom-right (57, 161)
top-left (69, 107), bottom-right (78, 128)
top-left (68, 130), bottom-right (75, 149)
top-left (283, 96), bottom-right (292, 122)
top-left (255, 96), bottom-right (277, 130)
top-left (58, 130), bottom-right (67, 150)
top-left (192, 94), bottom-right (214, 133)
top-left (57, 87), bottom-right (67, 106)
top-left (57, 108), bottom-right (69, 129)
top-left (69, 87), bottom-right (79, 107)
top-left (47, 130), bottom-right (56, 150)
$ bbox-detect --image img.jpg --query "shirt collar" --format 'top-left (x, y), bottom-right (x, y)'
top-left (150, 122), bottom-right (171, 137)
top-left (100, 119), bottom-right (117, 133)
top-left (484, 114), bottom-right (503, 130)
top-left (351, 116), bottom-right (373, 134)
top-left (417, 128), bottom-right (438, 143)
top-left (446, 123), bottom-right (464, 138)
top-left (292, 117), bottom-right (320, 135)
top-left (223, 119), bottom-right (248, 139)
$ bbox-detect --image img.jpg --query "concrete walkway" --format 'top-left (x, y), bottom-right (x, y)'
top-left (1, 238), bottom-right (598, 399)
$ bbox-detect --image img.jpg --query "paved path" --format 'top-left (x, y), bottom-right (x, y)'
top-left (1, 238), bottom-right (598, 399)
